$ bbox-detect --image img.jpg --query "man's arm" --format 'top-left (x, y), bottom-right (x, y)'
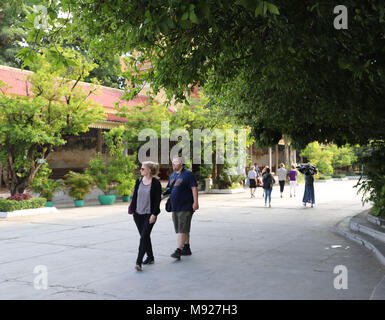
top-left (192, 186), bottom-right (199, 211)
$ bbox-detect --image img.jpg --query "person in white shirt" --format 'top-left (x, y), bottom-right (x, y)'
top-left (247, 166), bottom-right (257, 198)
top-left (277, 163), bottom-right (287, 198)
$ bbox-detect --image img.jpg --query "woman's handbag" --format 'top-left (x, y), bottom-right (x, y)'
top-left (128, 201), bottom-right (134, 214)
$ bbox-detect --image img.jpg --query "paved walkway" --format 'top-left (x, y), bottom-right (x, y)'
top-left (0, 180), bottom-right (384, 299)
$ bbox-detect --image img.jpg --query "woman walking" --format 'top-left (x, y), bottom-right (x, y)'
top-left (247, 166), bottom-right (257, 198)
top-left (303, 172), bottom-right (315, 208)
top-left (262, 167), bottom-right (275, 207)
top-left (129, 161), bottom-right (162, 271)
top-left (277, 163), bottom-right (286, 198)
top-left (288, 165), bottom-right (298, 197)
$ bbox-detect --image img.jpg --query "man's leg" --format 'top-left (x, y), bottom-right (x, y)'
top-left (178, 233), bottom-right (188, 249)
top-left (172, 212), bottom-right (193, 259)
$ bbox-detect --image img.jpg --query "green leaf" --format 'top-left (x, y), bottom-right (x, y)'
top-left (181, 11), bottom-right (189, 21)
top-left (266, 3), bottom-right (279, 15)
top-left (189, 10), bottom-right (199, 24)
top-left (236, 0), bottom-right (259, 12)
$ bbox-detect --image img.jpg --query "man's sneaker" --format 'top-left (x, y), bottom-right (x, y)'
top-left (181, 244), bottom-right (192, 256)
top-left (143, 256), bottom-right (155, 265)
top-left (171, 248), bottom-right (181, 260)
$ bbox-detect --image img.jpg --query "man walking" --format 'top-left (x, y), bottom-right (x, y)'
top-left (167, 157), bottom-right (199, 260)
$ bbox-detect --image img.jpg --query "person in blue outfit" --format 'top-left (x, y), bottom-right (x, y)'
top-left (167, 157), bottom-right (199, 260)
top-left (262, 167), bottom-right (275, 207)
top-left (303, 172), bottom-right (315, 208)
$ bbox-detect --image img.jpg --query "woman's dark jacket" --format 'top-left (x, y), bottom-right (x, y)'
top-left (130, 177), bottom-right (162, 216)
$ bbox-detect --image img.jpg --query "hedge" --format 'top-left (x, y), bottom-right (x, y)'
top-left (0, 198), bottom-right (46, 212)
top-left (318, 175), bottom-right (332, 180)
top-left (332, 174), bottom-right (346, 178)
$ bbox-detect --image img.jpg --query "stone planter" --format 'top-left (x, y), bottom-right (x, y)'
top-left (122, 195), bottom-right (130, 202)
top-left (98, 194), bottom-right (116, 205)
top-left (74, 199), bottom-right (85, 207)
top-left (45, 201), bottom-right (54, 207)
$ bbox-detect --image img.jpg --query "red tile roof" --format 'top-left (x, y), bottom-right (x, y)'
top-left (0, 65), bottom-right (148, 121)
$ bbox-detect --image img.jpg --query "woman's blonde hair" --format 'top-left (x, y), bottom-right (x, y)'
top-left (142, 161), bottom-right (160, 177)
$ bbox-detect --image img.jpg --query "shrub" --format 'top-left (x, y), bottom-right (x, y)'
top-left (355, 141), bottom-right (385, 217)
top-left (7, 193), bottom-right (32, 201)
top-left (30, 164), bottom-right (63, 201)
top-left (64, 171), bottom-right (94, 200)
top-left (332, 174), bottom-right (346, 178)
top-left (319, 175), bottom-right (332, 180)
top-left (0, 198), bottom-right (46, 212)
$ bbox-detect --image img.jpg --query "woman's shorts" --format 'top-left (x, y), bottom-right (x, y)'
top-left (249, 179), bottom-right (256, 188)
top-left (172, 211), bottom-right (193, 233)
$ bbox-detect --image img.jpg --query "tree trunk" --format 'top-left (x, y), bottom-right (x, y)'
top-left (275, 144), bottom-right (279, 173)
top-left (284, 135), bottom-right (289, 168)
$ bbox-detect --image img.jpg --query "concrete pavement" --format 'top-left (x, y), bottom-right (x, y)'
top-left (0, 180), bottom-right (384, 299)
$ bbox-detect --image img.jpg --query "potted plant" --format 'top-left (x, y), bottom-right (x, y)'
top-left (114, 153), bottom-right (136, 202)
top-left (86, 127), bottom-right (137, 205)
top-left (116, 179), bottom-right (135, 202)
top-left (31, 178), bottom-right (63, 207)
top-left (63, 171), bottom-right (94, 207)
top-left (86, 154), bottom-right (118, 205)
top-left (30, 163), bottom-right (63, 207)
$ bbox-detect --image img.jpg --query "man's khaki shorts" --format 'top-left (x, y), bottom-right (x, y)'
top-left (172, 211), bottom-right (193, 233)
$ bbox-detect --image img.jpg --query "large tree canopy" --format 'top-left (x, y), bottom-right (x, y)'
top-left (20, 0), bottom-right (385, 148)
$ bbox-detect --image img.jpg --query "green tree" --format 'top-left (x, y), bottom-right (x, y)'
top-left (0, 49), bottom-right (105, 195)
top-left (355, 141), bottom-right (385, 217)
top-left (0, 0), bottom-right (35, 67)
top-left (34, 0), bottom-right (383, 150)
top-left (301, 142), bottom-right (333, 175)
top-left (325, 144), bottom-right (357, 173)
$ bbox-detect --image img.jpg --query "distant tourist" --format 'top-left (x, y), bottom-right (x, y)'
top-left (303, 172), bottom-right (315, 208)
top-left (129, 161), bottom-right (162, 271)
top-left (288, 165), bottom-right (298, 197)
top-left (248, 166), bottom-right (257, 198)
top-left (277, 163), bottom-right (286, 198)
top-left (262, 167), bottom-right (275, 207)
top-left (254, 163), bottom-right (261, 177)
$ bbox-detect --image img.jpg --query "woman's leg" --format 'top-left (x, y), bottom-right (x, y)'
top-left (264, 188), bottom-right (268, 205)
top-left (268, 188), bottom-right (272, 204)
top-left (135, 214), bottom-right (155, 265)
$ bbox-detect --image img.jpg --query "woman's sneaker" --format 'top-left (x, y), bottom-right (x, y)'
top-left (143, 257), bottom-right (155, 264)
top-left (135, 264), bottom-right (142, 271)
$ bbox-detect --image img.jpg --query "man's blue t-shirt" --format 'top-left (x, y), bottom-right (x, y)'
top-left (168, 169), bottom-right (197, 212)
